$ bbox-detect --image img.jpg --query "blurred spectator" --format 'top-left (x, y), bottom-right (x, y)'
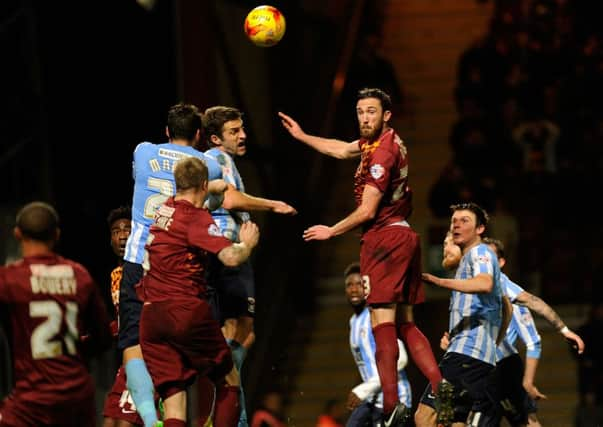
top-left (336, 31), bottom-right (404, 140)
top-left (512, 116), bottom-right (560, 174)
top-left (316, 398), bottom-right (345, 427)
top-left (251, 391), bottom-right (287, 427)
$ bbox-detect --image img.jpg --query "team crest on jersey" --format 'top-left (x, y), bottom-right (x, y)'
top-left (477, 254), bottom-right (491, 264)
top-left (208, 223), bottom-right (221, 236)
top-left (521, 311), bottom-right (533, 325)
top-left (370, 164), bottom-right (384, 180)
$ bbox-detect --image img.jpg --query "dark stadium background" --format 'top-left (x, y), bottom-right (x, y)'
top-left (2, 0), bottom-right (602, 425)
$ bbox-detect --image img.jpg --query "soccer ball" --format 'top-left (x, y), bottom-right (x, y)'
top-left (244, 5), bottom-right (286, 47)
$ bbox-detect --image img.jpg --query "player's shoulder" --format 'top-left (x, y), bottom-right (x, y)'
top-left (58, 256), bottom-right (95, 284)
top-left (133, 141), bottom-right (155, 153)
top-left (205, 148), bottom-right (232, 166)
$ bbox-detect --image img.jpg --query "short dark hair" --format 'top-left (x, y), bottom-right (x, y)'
top-left (16, 201), bottom-right (59, 241)
top-left (450, 202), bottom-right (489, 228)
top-left (202, 106), bottom-right (243, 144)
top-left (482, 237), bottom-right (505, 259)
top-left (174, 157), bottom-right (208, 192)
top-left (357, 88), bottom-right (392, 112)
top-left (107, 206), bottom-right (131, 228)
top-left (343, 261), bottom-right (360, 279)
top-left (167, 103), bottom-right (202, 141)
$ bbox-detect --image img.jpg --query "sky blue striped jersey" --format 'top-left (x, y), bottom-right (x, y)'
top-left (447, 243), bottom-right (503, 365)
top-left (349, 307), bottom-right (411, 408)
top-left (123, 142), bottom-right (222, 264)
top-left (205, 148), bottom-right (250, 242)
top-left (496, 273), bottom-right (542, 360)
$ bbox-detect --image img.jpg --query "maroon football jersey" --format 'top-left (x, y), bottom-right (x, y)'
top-left (0, 254), bottom-right (111, 404)
top-left (354, 128), bottom-right (413, 233)
top-left (142, 198), bottom-right (232, 302)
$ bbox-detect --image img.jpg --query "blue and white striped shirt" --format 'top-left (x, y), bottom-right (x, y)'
top-left (349, 307), bottom-right (412, 408)
top-left (496, 273), bottom-right (542, 360)
top-left (447, 243), bottom-right (503, 365)
top-left (205, 148), bottom-right (250, 242)
top-left (124, 142), bottom-right (222, 264)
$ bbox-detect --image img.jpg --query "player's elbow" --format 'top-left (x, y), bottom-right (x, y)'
top-left (217, 247), bottom-right (246, 267)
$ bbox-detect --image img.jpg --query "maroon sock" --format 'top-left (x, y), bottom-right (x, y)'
top-left (372, 322), bottom-right (400, 415)
top-left (398, 321), bottom-right (442, 392)
top-left (164, 419), bottom-right (186, 427)
top-left (213, 383), bottom-right (240, 427)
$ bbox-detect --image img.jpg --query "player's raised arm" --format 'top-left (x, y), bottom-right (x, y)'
top-left (222, 184), bottom-right (297, 215)
top-left (278, 111), bottom-right (360, 159)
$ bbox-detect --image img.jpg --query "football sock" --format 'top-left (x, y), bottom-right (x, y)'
top-left (373, 322), bottom-right (400, 415)
top-left (227, 339), bottom-right (248, 427)
top-left (398, 321), bottom-right (442, 392)
top-left (125, 358), bottom-right (158, 427)
top-left (214, 383), bottom-right (240, 427)
top-left (163, 420), bottom-right (185, 427)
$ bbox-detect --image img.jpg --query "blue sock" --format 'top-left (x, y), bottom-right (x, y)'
top-left (125, 358), bottom-right (158, 427)
top-left (227, 340), bottom-right (248, 427)
top-left (227, 339), bottom-right (247, 372)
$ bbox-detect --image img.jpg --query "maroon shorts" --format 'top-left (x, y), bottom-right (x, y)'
top-left (102, 366), bottom-right (144, 425)
top-left (140, 298), bottom-right (232, 399)
top-left (360, 224), bottom-right (425, 305)
top-left (0, 389), bottom-right (95, 427)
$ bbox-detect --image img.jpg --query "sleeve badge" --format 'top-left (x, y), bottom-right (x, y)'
top-left (370, 164), bottom-right (384, 180)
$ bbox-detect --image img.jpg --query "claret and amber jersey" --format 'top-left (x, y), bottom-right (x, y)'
top-left (0, 254), bottom-right (111, 403)
top-left (141, 198), bottom-right (232, 302)
top-left (354, 128), bottom-right (413, 233)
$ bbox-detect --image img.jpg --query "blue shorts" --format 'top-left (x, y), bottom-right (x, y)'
top-left (208, 258), bottom-right (255, 322)
top-left (117, 261), bottom-right (144, 350)
top-left (420, 352), bottom-right (499, 426)
top-left (494, 354), bottom-right (537, 426)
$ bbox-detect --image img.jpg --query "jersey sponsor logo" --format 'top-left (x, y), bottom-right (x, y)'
top-left (208, 223), bottom-right (222, 237)
top-left (369, 164), bottom-right (384, 180)
top-left (158, 148), bottom-right (193, 161)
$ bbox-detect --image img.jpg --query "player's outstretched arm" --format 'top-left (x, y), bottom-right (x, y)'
top-left (303, 183), bottom-right (381, 241)
top-left (421, 272), bottom-right (494, 294)
top-left (278, 111), bottom-right (360, 159)
top-left (222, 185), bottom-right (297, 214)
top-left (515, 291), bottom-right (585, 354)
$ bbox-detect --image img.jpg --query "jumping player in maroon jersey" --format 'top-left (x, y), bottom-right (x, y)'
top-left (139, 157), bottom-right (260, 427)
top-left (0, 201), bottom-right (112, 427)
top-left (279, 88), bottom-right (451, 426)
